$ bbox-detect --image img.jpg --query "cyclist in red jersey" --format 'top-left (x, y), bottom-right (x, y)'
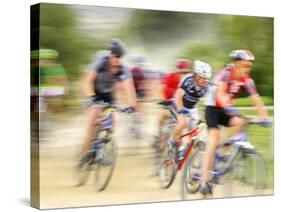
top-left (156, 59), bottom-right (192, 138)
top-left (200, 50), bottom-right (270, 196)
top-left (130, 56), bottom-right (147, 100)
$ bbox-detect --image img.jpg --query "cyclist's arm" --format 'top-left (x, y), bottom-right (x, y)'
top-left (119, 78), bottom-right (137, 108)
top-left (158, 74), bottom-right (168, 100)
top-left (84, 69), bottom-right (97, 97)
top-left (216, 81), bottom-right (231, 108)
top-left (249, 93), bottom-right (268, 118)
top-left (175, 88), bottom-right (185, 110)
top-left (158, 83), bottom-right (166, 100)
top-left (244, 78), bottom-right (268, 118)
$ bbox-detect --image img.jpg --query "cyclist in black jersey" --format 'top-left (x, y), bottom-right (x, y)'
top-left (167, 60), bottom-right (212, 160)
top-left (79, 39), bottom-right (137, 157)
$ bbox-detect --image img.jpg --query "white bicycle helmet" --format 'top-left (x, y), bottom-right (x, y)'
top-left (193, 60), bottom-right (212, 79)
top-left (229, 49), bottom-right (255, 61)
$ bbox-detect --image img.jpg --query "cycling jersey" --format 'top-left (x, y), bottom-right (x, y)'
top-left (131, 66), bottom-right (145, 97)
top-left (161, 71), bottom-right (181, 100)
top-left (178, 73), bottom-right (210, 109)
top-left (87, 51), bottom-right (132, 101)
top-left (205, 64), bottom-right (257, 108)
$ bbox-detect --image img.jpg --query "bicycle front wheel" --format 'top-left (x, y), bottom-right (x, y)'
top-left (181, 149), bottom-right (204, 200)
top-left (94, 134), bottom-right (117, 192)
top-left (224, 149), bottom-right (267, 197)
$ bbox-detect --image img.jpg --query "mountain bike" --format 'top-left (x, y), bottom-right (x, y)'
top-left (181, 116), bottom-right (270, 199)
top-left (74, 102), bottom-right (130, 191)
top-left (158, 112), bottom-right (207, 189)
top-left (152, 100), bottom-right (177, 175)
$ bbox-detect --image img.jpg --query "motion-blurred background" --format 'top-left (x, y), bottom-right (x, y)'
top-left (30, 3), bottom-right (273, 209)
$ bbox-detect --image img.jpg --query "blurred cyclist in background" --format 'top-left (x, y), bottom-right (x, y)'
top-left (201, 49), bottom-right (270, 196)
top-left (31, 50), bottom-right (40, 114)
top-left (79, 38), bottom-right (137, 157)
top-left (155, 59), bottom-right (192, 141)
top-left (130, 55), bottom-right (147, 102)
top-left (128, 55), bottom-right (148, 140)
top-left (167, 60), bottom-right (212, 160)
top-left (39, 49), bottom-right (69, 113)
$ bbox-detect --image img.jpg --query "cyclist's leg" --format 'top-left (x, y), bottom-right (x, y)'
top-left (80, 104), bottom-right (102, 156)
top-left (171, 114), bottom-right (188, 142)
top-left (202, 106), bottom-right (221, 183)
top-left (202, 128), bottom-right (220, 183)
top-left (228, 115), bottom-right (247, 138)
top-left (157, 108), bottom-right (170, 136)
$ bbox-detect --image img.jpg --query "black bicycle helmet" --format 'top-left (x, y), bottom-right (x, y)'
top-left (108, 38), bottom-right (127, 58)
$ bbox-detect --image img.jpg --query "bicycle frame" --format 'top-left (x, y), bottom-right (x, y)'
top-left (175, 127), bottom-right (199, 170)
top-left (212, 143), bottom-right (241, 178)
top-left (196, 119), bottom-right (259, 181)
top-left (189, 138), bottom-right (244, 183)
top-left (211, 119), bottom-right (254, 178)
top-left (100, 108), bottom-right (114, 130)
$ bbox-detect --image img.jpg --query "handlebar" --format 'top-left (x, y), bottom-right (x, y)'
top-left (223, 107), bottom-right (272, 127)
top-left (238, 115), bottom-right (272, 127)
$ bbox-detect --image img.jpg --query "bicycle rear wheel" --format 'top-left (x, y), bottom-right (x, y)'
top-left (224, 149), bottom-right (267, 197)
top-left (94, 132), bottom-right (117, 191)
top-left (159, 142), bottom-right (177, 189)
top-left (181, 149), bottom-right (205, 200)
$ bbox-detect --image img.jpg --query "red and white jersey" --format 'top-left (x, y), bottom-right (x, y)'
top-left (205, 64), bottom-right (257, 108)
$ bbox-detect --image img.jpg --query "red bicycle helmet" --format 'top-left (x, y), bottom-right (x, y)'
top-left (176, 59), bottom-right (192, 69)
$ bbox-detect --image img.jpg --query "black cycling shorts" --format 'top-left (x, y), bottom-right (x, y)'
top-left (205, 106), bottom-right (233, 129)
top-left (136, 89), bottom-right (145, 98)
top-left (96, 92), bottom-right (113, 104)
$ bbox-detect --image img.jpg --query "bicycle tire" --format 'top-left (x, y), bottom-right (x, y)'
top-left (224, 149), bottom-right (267, 197)
top-left (94, 134), bottom-right (117, 192)
top-left (181, 148), bottom-right (205, 200)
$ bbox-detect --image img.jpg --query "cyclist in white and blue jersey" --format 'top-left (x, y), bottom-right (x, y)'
top-left (168, 60), bottom-right (212, 159)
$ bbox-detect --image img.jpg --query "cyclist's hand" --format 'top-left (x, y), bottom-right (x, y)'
top-left (224, 106), bottom-right (239, 115)
top-left (258, 119), bottom-right (271, 127)
top-left (178, 107), bottom-right (190, 115)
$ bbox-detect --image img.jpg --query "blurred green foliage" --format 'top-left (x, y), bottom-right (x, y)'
top-left (38, 4), bottom-right (100, 80)
top-left (34, 4), bottom-right (273, 98)
top-left (126, 10), bottom-right (216, 45)
top-left (234, 96), bottom-right (273, 106)
top-left (179, 15), bottom-right (273, 97)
